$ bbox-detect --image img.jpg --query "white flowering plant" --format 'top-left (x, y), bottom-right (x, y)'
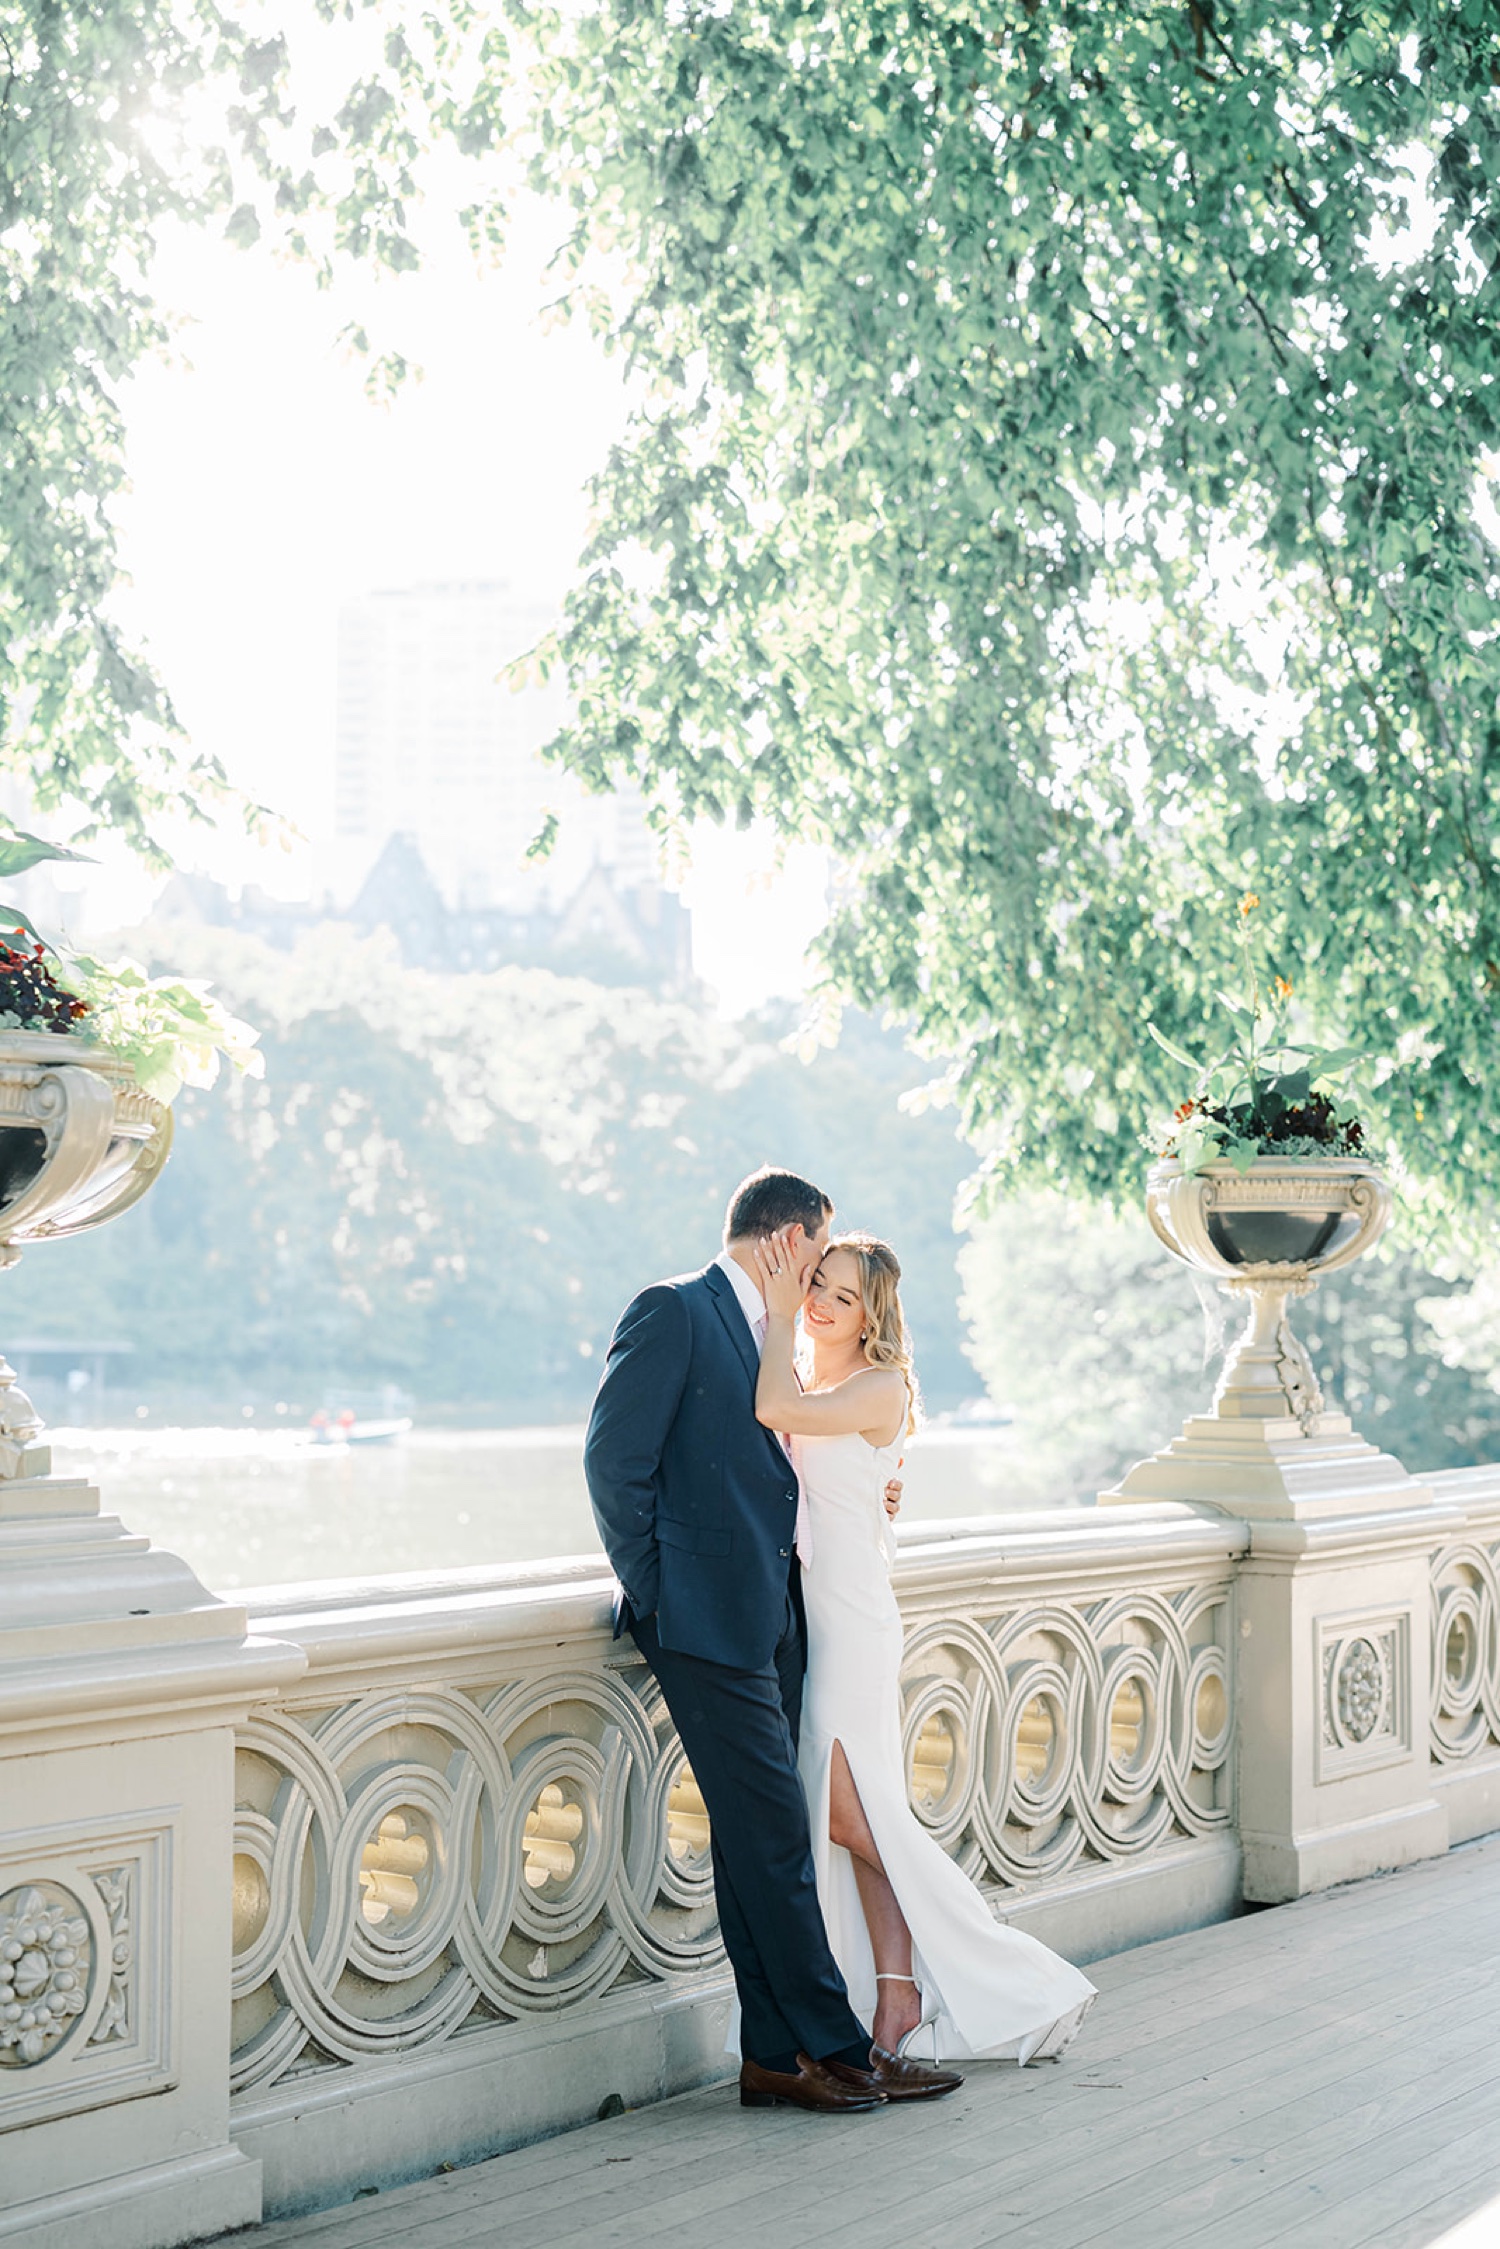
top-left (1145, 895), bottom-right (1377, 1177)
top-left (0, 830), bottom-right (262, 1101)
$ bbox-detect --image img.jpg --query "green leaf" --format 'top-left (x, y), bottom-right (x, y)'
top-left (1147, 1023), bottom-right (1203, 1075)
top-left (0, 831), bottom-right (94, 882)
top-left (1307, 1048), bottom-right (1365, 1081)
top-left (526, 811), bottom-right (561, 864)
top-left (224, 203), bottom-right (261, 250)
top-left (0, 902), bottom-right (51, 951)
top-left (1174, 1117), bottom-right (1227, 1174)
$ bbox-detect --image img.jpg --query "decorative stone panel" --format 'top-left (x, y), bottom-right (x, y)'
top-left (0, 1815), bottom-right (173, 2134)
top-left (1315, 1610), bottom-right (1412, 1782)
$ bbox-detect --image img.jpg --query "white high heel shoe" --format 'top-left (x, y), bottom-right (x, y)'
top-left (874, 1972), bottom-right (940, 2062)
top-left (868, 1975), bottom-right (962, 2097)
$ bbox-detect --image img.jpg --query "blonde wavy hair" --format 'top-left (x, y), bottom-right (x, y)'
top-left (826, 1231), bottom-right (921, 1437)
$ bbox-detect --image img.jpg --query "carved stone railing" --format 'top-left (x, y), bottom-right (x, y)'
top-left (893, 1510), bottom-right (1240, 1963)
top-left (228, 1506), bottom-right (1244, 2214)
top-left (1427, 1464), bottom-right (1500, 1843)
top-left (230, 1562), bottom-right (720, 2106)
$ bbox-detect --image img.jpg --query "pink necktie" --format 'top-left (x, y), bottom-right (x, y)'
top-left (754, 1313), bottom-right (812, 1567)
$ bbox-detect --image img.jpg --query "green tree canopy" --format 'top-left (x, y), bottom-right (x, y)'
top-left (10, 0), bottom-right (1498, 1237)
top-left (515, 0), bottom-right (1500, 1229)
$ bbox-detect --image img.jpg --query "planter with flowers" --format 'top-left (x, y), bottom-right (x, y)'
top-left (0, 830), bottom-right (259, 1473)
top-left (1102, 897), bottom-right (1423, 1520)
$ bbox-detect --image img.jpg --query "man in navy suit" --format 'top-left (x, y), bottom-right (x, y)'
top-left (585, 1166), bottom-right (887, 2111)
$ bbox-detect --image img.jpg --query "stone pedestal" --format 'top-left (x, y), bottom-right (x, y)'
top-left (1229, 1503), bottom-right (1449, 1901)
top-left (0, 1468), bottom-right (304, 2248)
top-left (1103, 1397), bottom-right (1452, 1900)
top-left (1105, 1400), bottom-right (1433, 1525)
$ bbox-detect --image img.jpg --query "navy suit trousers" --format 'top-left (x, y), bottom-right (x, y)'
top-left (631, 1595), bottom-right (865, 2067)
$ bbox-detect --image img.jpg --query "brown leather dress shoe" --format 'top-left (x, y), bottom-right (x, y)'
top-left (740, 2052), bottom-right (886, 2112)
top-left (864, 2045), bottom-right (965, 2100)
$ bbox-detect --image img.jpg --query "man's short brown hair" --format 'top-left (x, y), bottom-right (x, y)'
top-left (724, 1165), bottom-right (832, 1243)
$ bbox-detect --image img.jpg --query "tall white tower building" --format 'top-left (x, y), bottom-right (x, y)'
top-left (334, 580), bottom-right (653, 906)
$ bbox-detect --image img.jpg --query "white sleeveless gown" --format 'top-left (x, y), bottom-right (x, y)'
top-left (795, 1427), bottom-right (1096, 2063)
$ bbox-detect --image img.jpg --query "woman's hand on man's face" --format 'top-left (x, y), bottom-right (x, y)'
top-left (751, 1228), bottom-right (814, 1319)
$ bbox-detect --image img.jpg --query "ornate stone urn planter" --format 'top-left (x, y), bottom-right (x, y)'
top-left (0, 1031), bottom-right (172, 1259)
top-left (1145, 1156), bottom-right (1391, 1434)
top-left (1103, 1154), bottom-right (1431, 1523)
top-left (0, 1031), bottom-right (172, 1475)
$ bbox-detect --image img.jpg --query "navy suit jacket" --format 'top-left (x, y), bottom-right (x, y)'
top-left (584, 1261), bottom-right (802, 1670)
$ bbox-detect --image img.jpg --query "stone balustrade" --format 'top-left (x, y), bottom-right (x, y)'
top-left (12, 1463), bottom-right (1500, 2248)
top-left (224, 1504), bottom-right (1244, 2217)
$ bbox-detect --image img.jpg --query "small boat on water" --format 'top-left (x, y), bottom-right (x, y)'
top-left (342, 1418), bottom-right (412, 1446)
top-left (307, 1412), bottom-right (413, 1448)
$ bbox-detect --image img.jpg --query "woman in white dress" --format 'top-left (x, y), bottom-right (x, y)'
top-left (751, 1228), bottom-right (1096, 2072)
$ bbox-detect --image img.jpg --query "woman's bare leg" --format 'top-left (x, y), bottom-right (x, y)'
top-left (828, 1741), bottom-right (922, 2052)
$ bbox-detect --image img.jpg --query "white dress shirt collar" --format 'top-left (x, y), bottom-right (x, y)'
top-left (714, 1246), bottom-right (766, 1335)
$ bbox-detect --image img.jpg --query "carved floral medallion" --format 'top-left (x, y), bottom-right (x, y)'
top-left (1336, 1638), bottom-right (1386, 1744)
top-left (0, 1882), bottom-right (93, 2068)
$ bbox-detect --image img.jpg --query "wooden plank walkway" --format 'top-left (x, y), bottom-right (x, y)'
top-left (245, 1836), bottom-right (1500, 2249)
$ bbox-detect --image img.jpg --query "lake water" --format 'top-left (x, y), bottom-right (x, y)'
top-left (48, 1422), bottom-right (1072, 1596)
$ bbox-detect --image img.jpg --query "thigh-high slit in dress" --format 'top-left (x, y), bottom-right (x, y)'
top-left (794, 1427), bottom-right (1096, 2064)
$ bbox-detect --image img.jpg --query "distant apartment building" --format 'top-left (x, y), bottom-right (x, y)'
top-left (333, 579), bottom-right (654, 907)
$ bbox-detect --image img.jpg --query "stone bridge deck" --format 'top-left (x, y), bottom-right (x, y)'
top-left (243, 1835), bottom-right (1500, 2249)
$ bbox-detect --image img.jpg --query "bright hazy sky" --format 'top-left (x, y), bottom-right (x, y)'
top-left (104, 191), bottom-right (828, 1016)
